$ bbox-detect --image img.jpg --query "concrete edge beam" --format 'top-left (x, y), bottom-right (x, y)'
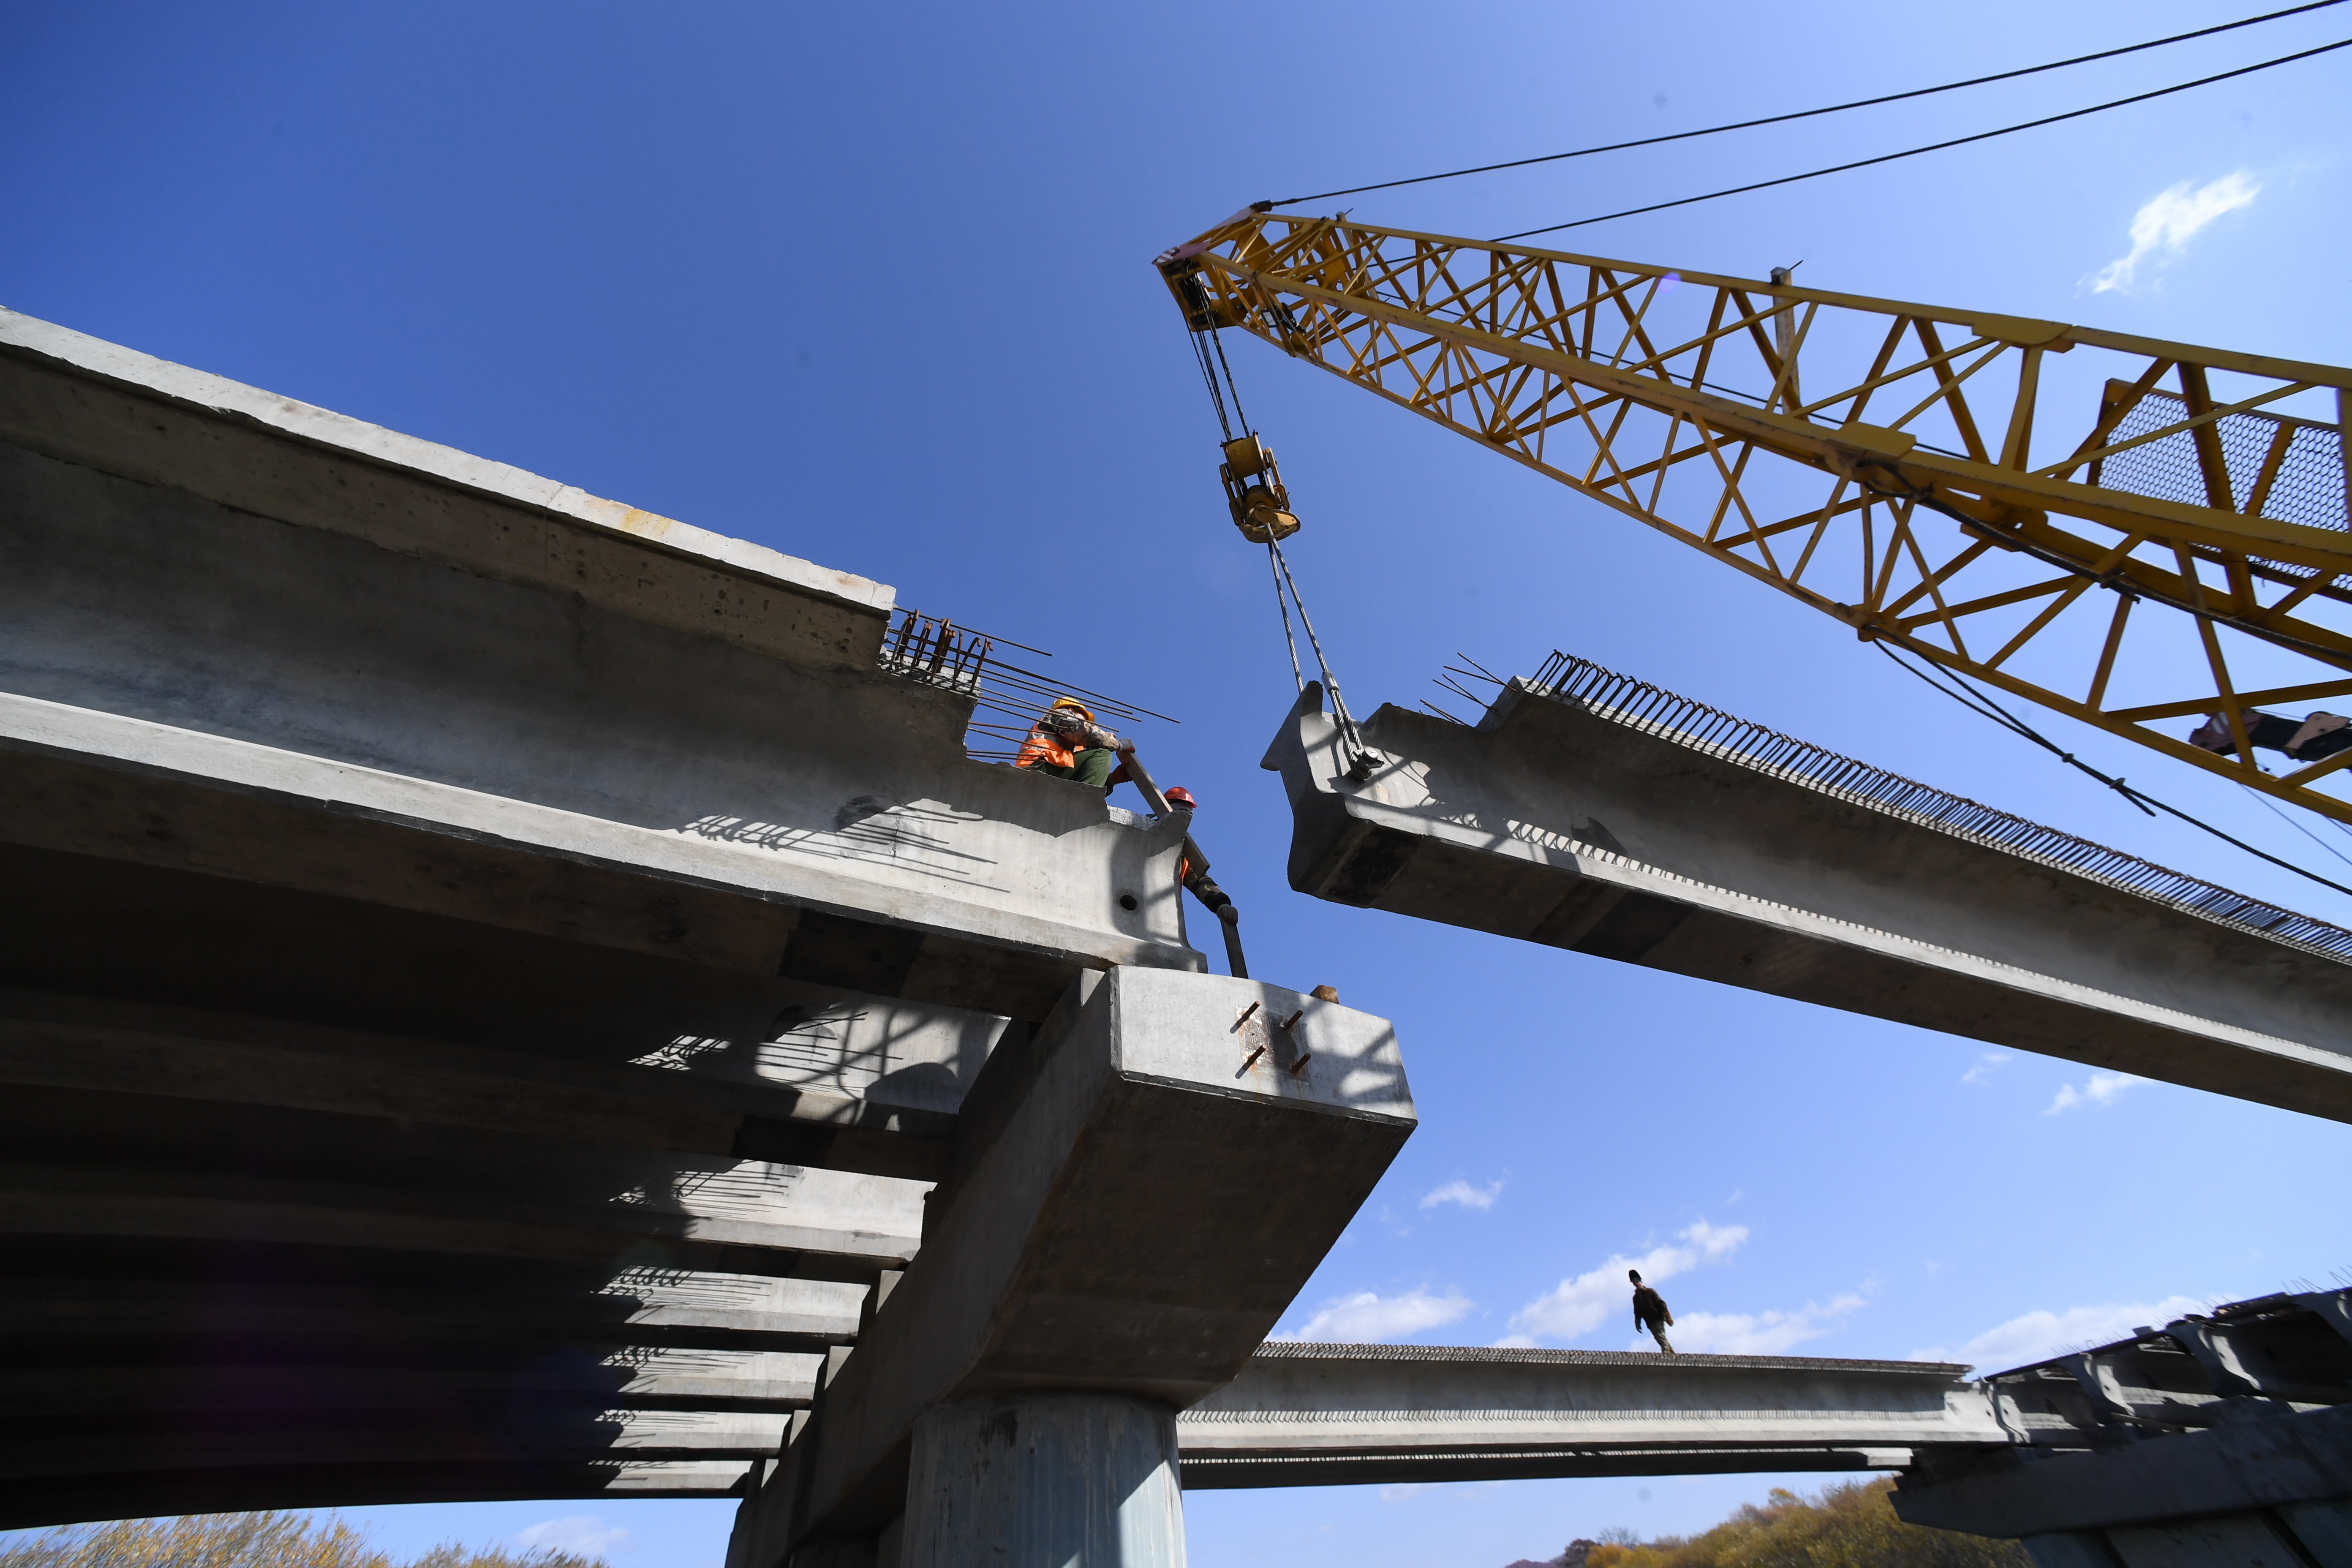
top-left (0, 694), bottom-right (1200, 992)
top-left (0, 310), bottom-right (894, 669)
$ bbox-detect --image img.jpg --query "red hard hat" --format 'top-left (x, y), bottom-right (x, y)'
top-left (1164, 786), bottom-right (1198, 808)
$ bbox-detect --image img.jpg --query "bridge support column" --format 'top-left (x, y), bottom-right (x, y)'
top-left (901, 1393), bottom-right (1184, 1568)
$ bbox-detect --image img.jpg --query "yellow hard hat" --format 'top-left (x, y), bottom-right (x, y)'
top-left (1050, 697), bottom-right (1094, 721)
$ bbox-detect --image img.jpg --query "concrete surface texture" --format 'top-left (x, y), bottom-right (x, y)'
top-left (1265, 675), bottom-right (2352, 1122)
top-left (898, 1395), bottom-right (1185, 1568)
top-left (1178, 1342), bottom-right (2002, 1488)
top-left (0, 307), bottom-right (1224, 1527)
top-left (728, 965), bottom-right (1416, 1565)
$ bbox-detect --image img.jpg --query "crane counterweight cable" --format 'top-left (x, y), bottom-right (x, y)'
top-left (1876, 643), bottom-right (2352, 902)
top-left (1260, 0), bottom-right (2344, 209)
top-left (1492, 34), bottom-right (2352, 240)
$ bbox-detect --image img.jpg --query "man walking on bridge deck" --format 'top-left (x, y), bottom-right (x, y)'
top-left (1630, 1269), bottom-right (1675, 1355)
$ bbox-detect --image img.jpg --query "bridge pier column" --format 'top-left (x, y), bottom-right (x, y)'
top-left (899, 1392), bottom-right (1185, 1568)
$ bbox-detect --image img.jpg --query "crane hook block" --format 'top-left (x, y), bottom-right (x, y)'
top-left (1220, 434), bottom-right (1301, 543)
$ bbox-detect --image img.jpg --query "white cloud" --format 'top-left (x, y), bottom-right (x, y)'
top-left (2046, 1071), bottom-right (2142, 1114)
top-left (517, 1518), bottom-right (632, 1557)
top-left (1279, 1287), bottom-right (1472, 1342)
top-left (1506, 1221), bottom-right (1748, 1342)
top-left (1961, 1051), bottom-right (2011, 1085)
top-left (2090, 172), bottom-right (2259, 294)
top-left (1917, 1296), bottom-right (2210, 1373)
top-left (1666, 1293), bottom-right (1865, 1356)
top-left (1421, 1178), bottom-right (1503, 1211)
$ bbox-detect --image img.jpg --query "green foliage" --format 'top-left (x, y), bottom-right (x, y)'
top-left (1574, 1479), bottom-right (2029, 1568)
top-left (0, 1515), bottom-right (606, 1568)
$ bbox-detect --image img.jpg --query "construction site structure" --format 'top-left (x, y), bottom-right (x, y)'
top-left (5, 297), bottom-right (2349, 1568)
top-left (1158, 209), bottom-right (2352, 823)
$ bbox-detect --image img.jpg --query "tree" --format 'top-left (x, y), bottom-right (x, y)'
top-left (1572, 1479), bottom-right (2028, 1568)
top-left (0, 1514), bottom-right (607, 1568)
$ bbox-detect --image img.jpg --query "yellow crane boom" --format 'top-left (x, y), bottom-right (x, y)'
top-left (1157, 208), bottom-right (2352, 824)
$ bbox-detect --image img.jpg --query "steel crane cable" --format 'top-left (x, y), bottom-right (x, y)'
top-left (1874, 642), bottom-right (2352, 901)
top-left (1259, 0), bottom-right (2344, 209)
top-left (1494, 35), bottom-right (2351, 240)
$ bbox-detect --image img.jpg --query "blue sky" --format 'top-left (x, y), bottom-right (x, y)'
top-left (6, 3), bottom-right (2349, 1565)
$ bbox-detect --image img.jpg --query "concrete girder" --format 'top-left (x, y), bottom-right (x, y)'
top-left (0, 1271), bottom-right (870, 1348)
top-left (0, 408), bottom-right (1200, 995)
top-left (1176, 1343), bottom-right (1999, 1487)
top-left (0, 691), bottom-right (1192, 1013)
top-left (0, 1350), bottom-right (828, 1416)
top-left (2, 1409), bottom-right (799, 1482)
top-left (0, 1155), bottom-right (928, 1268)
top-left (0, 1463), bottom-right (758, 1530)
top-left (735, 968), bottom-right (1416, 1564)
top-left (1266, 682), bottom-right (2352, 1122)
top-left (0, 312), bottom-right (892, 672)
top-left (0, 988), bottom-right (962, 1183)
top-left (1892, 1289), bottom-right (2352, 1562)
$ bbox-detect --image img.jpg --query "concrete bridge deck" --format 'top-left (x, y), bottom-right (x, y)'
top-left (1264, 660), bottom-right (2352, 1122)
top-left (0, 306), bottom-right (1249, 1531)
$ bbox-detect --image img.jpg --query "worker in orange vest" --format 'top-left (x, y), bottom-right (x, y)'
top-left (1164, 786), bottom-right (1238, 929)
top-left (1015, 697), bottom-right (1131, 793)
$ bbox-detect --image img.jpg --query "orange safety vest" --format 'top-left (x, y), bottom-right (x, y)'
top-left (1015, 729), bottom-right (1077, 770)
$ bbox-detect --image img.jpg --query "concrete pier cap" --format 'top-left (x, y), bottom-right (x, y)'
top-left (730, 965), bottom-right (1416, 1568)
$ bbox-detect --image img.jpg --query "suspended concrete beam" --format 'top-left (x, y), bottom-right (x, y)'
top-left (1266, 675), bottom-right (2352, 1122)
top-left (1177, 1342), bottom-right (2001, 1487)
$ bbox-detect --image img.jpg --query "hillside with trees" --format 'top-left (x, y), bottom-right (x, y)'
top-left (1527, 1479), bottom-right (2031, 1568)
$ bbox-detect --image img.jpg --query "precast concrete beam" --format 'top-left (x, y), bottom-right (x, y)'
top-left (0, 1462), bottom-right (756, 1531)
top-left (743, 967), bottom-right (1415, 1558)
top-left (0, 1155), bottom-right (927, 1269)
top-left (0, 1409), bottom-right (794, 1483)
top-left (0, 313), bottom-right (1206, 996)
top-left (0, 1349), bottom-right (827, 1416)
top-left (1268, 681), bottom-right (2352, 1121)
top-left (0, 691), bottom-right (1195, 1010)
top-left (0, 1271), bottom-right (870, 1348)
top-left (0, 310), bottom-right (893, 671)
top-left (0, 988), bottom-right (964, 1182)
top-left (1176, 1342), bottom-right (1998, 1487)
top-left (1895, 1405), bottom-right (2352, 1541)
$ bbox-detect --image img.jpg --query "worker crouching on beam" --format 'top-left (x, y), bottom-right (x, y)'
top-left (1016, 697), bottom-right (1133, 793)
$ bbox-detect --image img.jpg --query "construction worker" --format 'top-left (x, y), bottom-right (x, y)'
top-left (2189, 709), bottom-right (2352, 764)
top-left (1629, 1269), bottom-right (1676, 1355)
top-left (1016, 697), bottom-right (1130, 792)
top-left (1164, 786), bottom-right (1238, 927)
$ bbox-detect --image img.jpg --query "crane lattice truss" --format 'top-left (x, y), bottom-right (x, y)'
top-left (1159, 210), bottom-right (2352, 823)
